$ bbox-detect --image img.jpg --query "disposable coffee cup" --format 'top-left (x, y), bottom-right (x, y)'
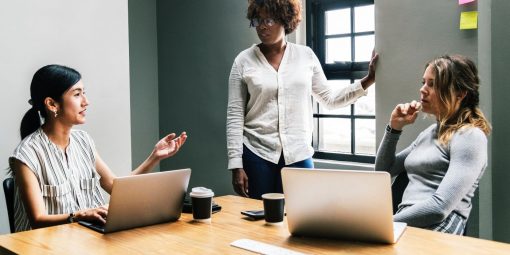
top-left (261, 193), bottom-right (285, 225)
top-left (190, 187), bottom-right (214, 223)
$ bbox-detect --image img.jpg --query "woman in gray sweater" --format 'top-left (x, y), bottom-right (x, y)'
top-left (375, 55), bottom-right (491, 235)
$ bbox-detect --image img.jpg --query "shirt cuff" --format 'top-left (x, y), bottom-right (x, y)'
top-left (228, 157), bottom-right (243, 170)
top-left (354, 80), bottom-right (368, 96)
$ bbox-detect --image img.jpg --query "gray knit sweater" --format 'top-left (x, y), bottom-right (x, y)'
top-left (375, 124), bottom-right (487, 227)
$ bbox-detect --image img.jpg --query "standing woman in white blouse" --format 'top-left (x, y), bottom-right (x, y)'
top-left (227, 0), bottom-right (378, 199)
top-left (9, 64), bottom-right (187, 232)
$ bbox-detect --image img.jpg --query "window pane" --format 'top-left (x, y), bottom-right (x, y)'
top-left (318, 118), bottom-right (351, 153)
top-left (319, 80), bottom-right (351, 115)
top-left (354, 34), bottom-right (374, 62)
top-left (325, 8), bottom-right (350, 35)
top-left (354, 5), bottom-right (374, 33)
top-left (355, 119), bottom-right (375, 155)
top-left (354, 82), bottom-right (375, 115)
top-left (326, 37), bottom-right (351, 63)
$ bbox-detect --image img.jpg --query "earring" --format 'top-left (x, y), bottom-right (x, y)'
top-left (53, 110), bottom-right (58, 118)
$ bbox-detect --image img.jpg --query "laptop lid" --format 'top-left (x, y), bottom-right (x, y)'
top-left (281, 167), bottom-right (406, 244)
top-left (94, 168), bottom-right (191, 233)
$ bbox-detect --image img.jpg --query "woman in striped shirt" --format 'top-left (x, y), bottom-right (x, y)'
top-left (9, 65), bottom-right (187, 232)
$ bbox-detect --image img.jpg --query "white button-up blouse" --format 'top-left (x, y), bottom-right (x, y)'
top-left (227, 43), bottom-right (367, 169)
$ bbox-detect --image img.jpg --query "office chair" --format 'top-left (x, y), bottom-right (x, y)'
top-left (3, 178), bottom-right (15, 233)
top-left (391, 171), bottom-right (409, 214)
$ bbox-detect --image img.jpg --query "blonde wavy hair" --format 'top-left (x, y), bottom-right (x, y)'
top-left (427, 55), bottom-right (491, 145)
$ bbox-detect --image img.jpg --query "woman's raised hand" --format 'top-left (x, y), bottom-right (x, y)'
top-left (152, 132), bottom-right (188, 161)
top-left (390, 100), bottom-right (422, 130)
top-left (360, 50), bottom-right (379, 89)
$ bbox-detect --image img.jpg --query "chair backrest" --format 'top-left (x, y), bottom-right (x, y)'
top-left (391, 171), bottom-right (409, 214)
top-left (3, 178), bottom-right (15, 233)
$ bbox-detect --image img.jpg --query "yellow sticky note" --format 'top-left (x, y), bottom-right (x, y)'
top-left (460, 11), bottom-right (478, 30)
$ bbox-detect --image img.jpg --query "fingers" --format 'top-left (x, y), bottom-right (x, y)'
top-left (410, 100), bottom-right (422, 112)
top-left (75, 207), bottom-right (108, 224)
top-left (243, 174), bottom-right (249, 197)
top-left (164, 133), bottom-right (176, 143)
top-left (391, 100), bottom-right (421, 127)
top-left (407, 100), bottom-right (421, 115)
top-left (96, 207), bottom-right (108, 218)
top-left (232, 169), bottom-right (249, 197)
top-left (396, 100), bottom-right (421, 115)
top-left (369, 51), bottom-right (379, 69)
top-left (371, 52), bottom-right (379, 64)
top-left (179, 132), bottom-right (188, 145)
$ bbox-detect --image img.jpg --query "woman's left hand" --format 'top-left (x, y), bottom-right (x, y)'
top-left (361, 50), bottom-right (379, 89)
top-left (152, 132), bottom-right (188, 161)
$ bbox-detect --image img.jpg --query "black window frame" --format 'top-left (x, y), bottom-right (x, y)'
top-left (307, 0), bottom-right (375, 164)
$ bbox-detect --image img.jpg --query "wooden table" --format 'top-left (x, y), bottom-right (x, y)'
top-left (0, 195), bottom-right (509, 254)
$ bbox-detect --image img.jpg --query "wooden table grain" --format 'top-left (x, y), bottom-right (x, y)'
top-left (1, 195), bottom-right (509, 254)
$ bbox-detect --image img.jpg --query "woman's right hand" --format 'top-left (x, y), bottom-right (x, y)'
top-left (74, 205), bottom-right (108, 224)
top-left (390, 100), bottom-right (422, 130)
top-left (232, 168), bottom-right (249, 197)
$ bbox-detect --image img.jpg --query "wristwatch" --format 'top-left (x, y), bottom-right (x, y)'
top-left (386, 124), bottom-right (403, 134)
top-left (67, 212), bottom-right (75, 223)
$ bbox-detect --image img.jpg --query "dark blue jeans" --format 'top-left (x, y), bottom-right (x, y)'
top-left (242, 145), bottom-right (313, 199)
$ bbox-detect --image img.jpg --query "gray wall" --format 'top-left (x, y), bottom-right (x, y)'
top-left (477, 0), bottom-right (493, 240)
top-left (490, 0), bottom-right (510, 243)
top-left (156, 0), bottom-right (258, 196)
top-left (0, 0), bottom-right (131, 234)
top-left (129, 0), bottom-right (160, 171)
top-left (375, 0), bottom-right (483, 236)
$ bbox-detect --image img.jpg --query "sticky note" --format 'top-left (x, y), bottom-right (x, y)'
top-left (460, 11), bottom-right (478, 30)
top-left (459, 0), bottom-right (475, 5)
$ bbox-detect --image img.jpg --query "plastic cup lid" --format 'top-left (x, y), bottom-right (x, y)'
top-left (261, 193), bottom-right (284, 200)
top-left (190, 187), bottom-right (214, 198)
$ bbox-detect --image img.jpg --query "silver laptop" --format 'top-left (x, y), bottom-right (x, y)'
top-left (79, 168), bottom-right (191, 233)
top-left (281, 167), bottom-right (406, 244)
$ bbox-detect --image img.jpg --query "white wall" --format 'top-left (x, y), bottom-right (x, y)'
top-left (0, 0), bottom-right (131, 234)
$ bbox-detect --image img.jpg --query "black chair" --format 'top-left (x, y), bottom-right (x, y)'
top-left (391, 171), bottom-right (409, 214)
top-left (3, 178), bottom-right (15, 233)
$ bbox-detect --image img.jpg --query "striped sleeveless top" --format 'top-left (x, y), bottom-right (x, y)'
top-left (9, 128), bottom-right (106, 232)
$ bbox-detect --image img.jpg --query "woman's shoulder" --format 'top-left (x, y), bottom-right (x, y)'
top-left (288, 42), bottom-right (311, 51)
top-left (234, 44), bottom-right (259, 61)
top-left (13, 129), bottom-right (44, 152)
top-left (453, 126), bottom-right (487, 141)
top-left (284, 42), bottom-right (312, 55)
top-left (10, 129), bottom-right (45, 170)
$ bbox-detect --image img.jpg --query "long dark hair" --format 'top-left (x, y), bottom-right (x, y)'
top-left (20, 65), bottom-right (81, 139)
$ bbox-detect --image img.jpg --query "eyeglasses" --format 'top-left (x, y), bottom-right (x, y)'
top-left (249, 18), bottom-right (276, 28)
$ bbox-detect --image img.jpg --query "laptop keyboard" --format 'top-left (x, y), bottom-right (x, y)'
top-left (79, 221), bottom-right (106, 233)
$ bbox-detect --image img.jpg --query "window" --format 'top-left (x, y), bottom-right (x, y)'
top-left (307, 0), bottom-right (375, 163)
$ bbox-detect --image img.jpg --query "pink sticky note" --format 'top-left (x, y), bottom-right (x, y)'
top-left (459, 0), bottom-right (475, 5)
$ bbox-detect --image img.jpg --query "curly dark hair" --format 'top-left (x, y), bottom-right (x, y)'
top-left (247, 0), bottom-right (302, 34)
